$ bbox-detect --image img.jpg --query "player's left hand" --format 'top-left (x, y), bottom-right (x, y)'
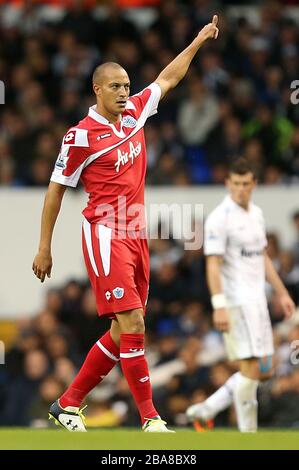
top-left (279, 292), bottom-right (296, 319)
top-left (197, 15), bottom-right (219, 42)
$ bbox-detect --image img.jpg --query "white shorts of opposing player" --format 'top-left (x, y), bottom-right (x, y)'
top-left (224, 301), bottom-right (274, 361)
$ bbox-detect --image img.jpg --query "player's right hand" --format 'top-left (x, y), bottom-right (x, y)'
top-left (32, 251), bottom-right (52, 283)
top-left (213, 308), bottom-right (230, 332)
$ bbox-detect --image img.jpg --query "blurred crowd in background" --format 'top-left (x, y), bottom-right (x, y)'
top-left (1, 221), bottom-right (299, 429)
top-left (2, 0), bottom-right (299, 185)
top-left (1, 0), bottom-right (299, 429)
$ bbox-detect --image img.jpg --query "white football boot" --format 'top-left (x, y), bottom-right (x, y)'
top-left (143, 417), bottom-right (175, 433)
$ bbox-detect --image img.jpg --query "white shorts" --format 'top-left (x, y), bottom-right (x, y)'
top-left (224, 300), bottom-right (274, 361)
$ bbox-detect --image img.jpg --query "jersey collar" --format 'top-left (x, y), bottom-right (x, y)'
top-left (225, 194), bottom-right (252, 213)
top-left (88, 105), bottom-right (126, 138)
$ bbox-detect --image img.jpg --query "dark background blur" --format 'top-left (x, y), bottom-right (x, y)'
top-left (0, 0), bottom-right (299, 429)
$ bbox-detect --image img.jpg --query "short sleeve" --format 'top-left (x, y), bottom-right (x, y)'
top-left (204, 211), bottom-right (227, 256)
top-left (127, 83), bottom-right (161, 123)
top-left (51, 128), bottom-right (89, 187)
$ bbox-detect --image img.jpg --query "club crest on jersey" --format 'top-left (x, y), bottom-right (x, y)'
top-left (122, 116), bottom-right (137, 128)
top-left (64, 131), bottom-right (76, 145)
top-left (115, 141), bottom-right (141, 173)
top-left (113, 287), bottom-right (124, 299)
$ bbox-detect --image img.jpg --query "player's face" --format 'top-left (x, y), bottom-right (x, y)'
top-left (95, 69), bottom-right (130, 117)
top-left (226, 172), bottom-right (257, 209)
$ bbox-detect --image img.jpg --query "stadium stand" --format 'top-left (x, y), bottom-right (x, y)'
top-left (0, 0), bottom-right (299, 429)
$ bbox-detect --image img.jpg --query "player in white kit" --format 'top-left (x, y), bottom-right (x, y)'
top-left (186, 158), bottom-right (295, 432)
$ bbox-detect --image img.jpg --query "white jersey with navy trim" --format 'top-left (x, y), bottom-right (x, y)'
top-left (204, 195), bottom-right (268, 306)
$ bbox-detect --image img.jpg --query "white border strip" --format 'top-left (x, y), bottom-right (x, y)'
top-left (96, 340), bottom-right (119, 362)
top-left (83, 219), bottom-right (99, 277)
top-left (120, 351), bottom-right (144, 358)
top-left (98, 225), bottom-right (112, 276)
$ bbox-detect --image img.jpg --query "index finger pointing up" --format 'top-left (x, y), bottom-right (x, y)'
top-left (212, 15), bottom-right (218, 25)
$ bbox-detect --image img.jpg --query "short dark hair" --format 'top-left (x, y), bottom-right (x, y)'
top-left (229, 158), bottom-right (257, 178)
top-left (92, 62), bottom-right (125, 84)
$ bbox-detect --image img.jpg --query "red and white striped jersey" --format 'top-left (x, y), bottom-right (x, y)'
top-left (51, 83), bottom-right (161, 230)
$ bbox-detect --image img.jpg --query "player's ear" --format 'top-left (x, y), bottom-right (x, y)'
top-left (93, 83), bottom-right (101, 97)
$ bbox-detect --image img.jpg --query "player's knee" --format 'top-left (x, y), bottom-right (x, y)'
top-left (118, 308), bottom-right (145, 334)
top-left (129, 310), bottom-right (145, 334)
top-left (240, 359), bottom-right (259, 380)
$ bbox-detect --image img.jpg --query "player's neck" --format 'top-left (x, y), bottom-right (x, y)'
top-left (95, 104), bottom-right (121, 124)
top-left (230, 195), bottom-right (250, 211)
top-left (236, 201), bottom-right (249, 211)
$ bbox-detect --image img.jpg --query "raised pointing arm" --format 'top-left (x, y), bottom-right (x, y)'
top-left (155, 15), bottom-right (219, 99)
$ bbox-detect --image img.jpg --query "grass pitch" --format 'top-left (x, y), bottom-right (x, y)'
top-left (0, 428), bottom-right (298, 450)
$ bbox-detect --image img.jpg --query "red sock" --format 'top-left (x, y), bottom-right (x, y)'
top-left (59, 330), bottom-right (119, 408)
top-left (120, 333), bottom-right (158, 424)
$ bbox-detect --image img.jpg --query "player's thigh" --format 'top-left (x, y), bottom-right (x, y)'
top-left (223, 306), bottom-right (254, 361)
top-left (82, 221), bottom-right (143, 316)
top-left (224, 302), bottom-right (274, 362)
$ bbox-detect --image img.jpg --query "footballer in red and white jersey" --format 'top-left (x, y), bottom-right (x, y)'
top-left (51, 83), bottom-right (161, 232)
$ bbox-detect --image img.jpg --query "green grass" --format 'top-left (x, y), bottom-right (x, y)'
top-left (0, 428), bottom-right (298, 450)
